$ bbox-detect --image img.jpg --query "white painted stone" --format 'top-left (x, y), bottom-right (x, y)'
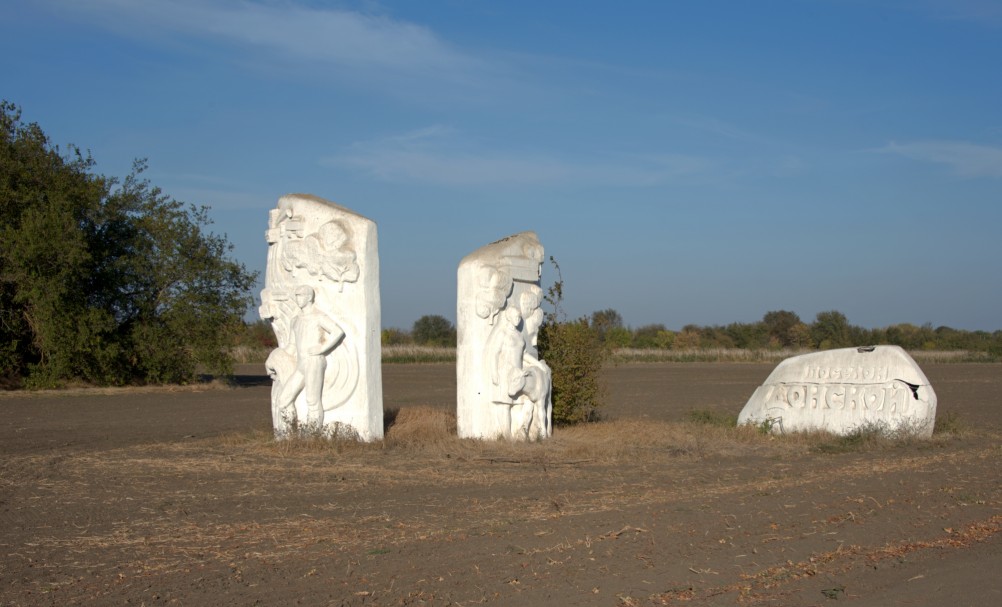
top-left (737, 346), bottom-right (937, 437)
top-left (457, 232), bottom-right (551, 440)
top-left (259, 194), bottom-right (383, 441)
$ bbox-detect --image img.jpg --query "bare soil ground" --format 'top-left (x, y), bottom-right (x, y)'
top-left (1, 363), bottom-right (1000, 606)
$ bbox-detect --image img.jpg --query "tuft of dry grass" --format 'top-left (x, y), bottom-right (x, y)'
top-left (384, 405), bottom-right (457, 448)
top-left (933, 411), bottom-right (966, 437)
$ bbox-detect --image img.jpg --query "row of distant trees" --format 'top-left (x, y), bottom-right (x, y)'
top-left (587, 308), bottom-right (1002, 354)
top-left (356, 308), bottom-right (1001, 354)
top-left (240, 314), bottom-right (459, 351)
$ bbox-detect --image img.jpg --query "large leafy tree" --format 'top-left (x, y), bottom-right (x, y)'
top-left (0, 101), bottom-right (256, 387)
top-left (810, 310), bottom-right (851, 349)
top-left (411, 314), bottom-right (456, 346)
top-left (762, 309), bottom-right (802, 348)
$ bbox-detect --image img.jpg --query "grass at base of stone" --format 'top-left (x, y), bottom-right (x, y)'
top-left (219, 406), bottom-right (973, 465)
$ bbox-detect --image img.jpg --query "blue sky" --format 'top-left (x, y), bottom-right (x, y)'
top-left (4, 0), bottom-right (1001, 332)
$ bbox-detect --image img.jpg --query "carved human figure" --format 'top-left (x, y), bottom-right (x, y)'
top-left (507, 359), bottom-right (547, 440)
top-left (476, 267), bottom-right (513, 326)
top-left (489, 306), bottom-right (527, 405)
top-left (519, 286), bottom-right (544, 358)
top-left (265, 347), bottom-right (295, 435)
top-left (277, 285), bottom-right (346, 428)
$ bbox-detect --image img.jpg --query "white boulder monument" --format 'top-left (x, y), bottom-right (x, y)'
top-left (258, 195), bottom-right (383, 441)
top-left (457, 232), bottom-right (552, 440)
top-left (737, 345), bottom-right (937, 437)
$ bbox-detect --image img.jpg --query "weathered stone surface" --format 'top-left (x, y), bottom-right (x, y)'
top-left (259, 194), bottom-right (383, 441)
top-left (457, 232), bottom-right (551, 440)
top-left (737, 346), bottom-right (937, 437)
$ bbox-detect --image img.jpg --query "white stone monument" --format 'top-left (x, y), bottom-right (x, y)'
top-left (457, 232), bottom-right (552, 440)
top-left (259, 194), bottom-right (383, 441)
top-left (737, 345), bottom-right (937, 437)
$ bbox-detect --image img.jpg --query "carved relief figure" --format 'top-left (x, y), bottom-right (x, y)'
top-left (512, 359), bottom-right (552, 440)
top-left (260, 195), bottom-right (383, 442)
top-left (273, 216), bottom-right (360, 294)
top-left (457, 231), bottom-right (549, 441)
top-left (488, 306), bottom-right (527, 405)
top-left (309, 220), bottom-right (360, 291)
top-left (476, 267), bottom-right (513, 325)
top-left (276, 285), bottom-right (346, 428)
top-left (265, 347), bottom-right (296, 436)
top-left (513, 285), bottom-right (551, 439)
top-left (519, 286), bottom-right (544, 357)
top-left (483, 297), bottom-right (553, 440)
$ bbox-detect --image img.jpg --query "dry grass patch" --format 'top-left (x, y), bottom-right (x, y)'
top-left (382, 345), bottom-right (456, 363)
top-left (384, 405), bottom-right (457, 448)
top-left (214, 409), bottom-right (974, 471)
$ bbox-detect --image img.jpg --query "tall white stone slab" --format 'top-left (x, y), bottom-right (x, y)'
top-left (457, 232), bottom-right (552, 440)
top-left (259, 194), bottom-right (383, 441)
top-left (737, 346), bottom-right (937, 437)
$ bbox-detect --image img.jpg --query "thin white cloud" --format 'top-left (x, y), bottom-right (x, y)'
top-left (909, 0), bottom-right (1002, 26)
top-left (672, 115), bottom-right (769, 144)
top-left (45, 0), bottom-right (487, 79)
top-left (879, 140), bottom-right (1002, 178)
top-left (322, 126), bottom-right (711, 187)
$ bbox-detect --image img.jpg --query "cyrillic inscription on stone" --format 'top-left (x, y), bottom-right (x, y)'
top-left (737, 346), bottom-right (937, 437)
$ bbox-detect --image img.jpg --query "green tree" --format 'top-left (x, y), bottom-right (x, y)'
top-left (0, 101), bottom-right (256, 387)
top-left (631, 324), bottom-right (675, 349)
top-left (236, 320), bottom-right (278, 349)
top-left (811, 310), bottom-right (851, 349)
top-left (724, 321), bottom-right (766, 349)
top-left (788, 322), bottom-right (813, 348)
top-left (590, 308), bottom-right (624, 342)
top-left (673, 325), bottom-right (702, 350)
top-left (411, 314), bottom-right (456, 346)
top-left (989, 331), bottom-right (1002, 360)
top-left (763, 310), bottom-right (802, 348)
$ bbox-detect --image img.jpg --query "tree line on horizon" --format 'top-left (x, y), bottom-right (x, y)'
top-left (364, 308), bottom-right (1000, 355)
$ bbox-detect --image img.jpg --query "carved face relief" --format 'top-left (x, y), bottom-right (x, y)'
top-left (475, 266), bottom-right (513, 325)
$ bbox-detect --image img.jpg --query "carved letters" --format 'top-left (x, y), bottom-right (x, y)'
top-left (737, 346), bottom-right (937, 437)
top-left (760, 382), bottom-right (911, 413)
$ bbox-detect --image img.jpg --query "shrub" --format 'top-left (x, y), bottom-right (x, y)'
top-left (537, 257), bottom-right (609, 425)
top-left (381, 327), bottom-right (412, 346)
